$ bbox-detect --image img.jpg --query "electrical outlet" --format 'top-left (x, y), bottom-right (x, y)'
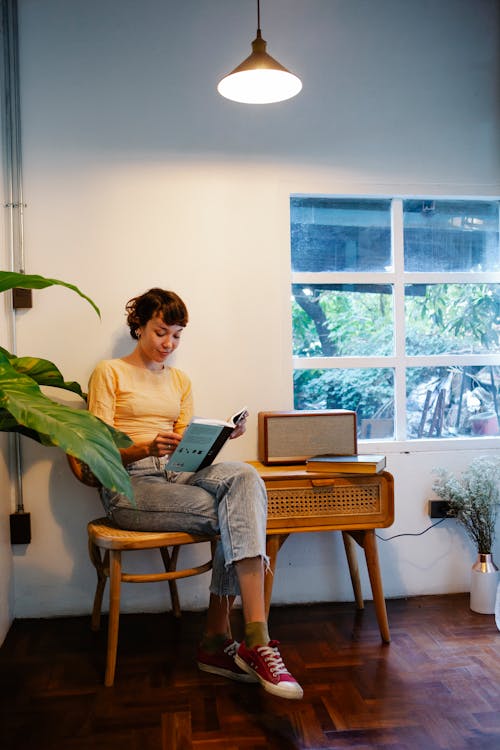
top-left (428, 499), bottom-right (452, 519)
top-left (12, 287), bottom-right (33, 309)
top-left (10, 511), bottom-right (31, 544)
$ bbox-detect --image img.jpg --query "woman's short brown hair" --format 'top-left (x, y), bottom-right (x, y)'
top-left (125, 288), bottom-right (188, 339)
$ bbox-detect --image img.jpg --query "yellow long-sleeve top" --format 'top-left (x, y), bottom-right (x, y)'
top-left (87, 358), bottom-right (193, 443)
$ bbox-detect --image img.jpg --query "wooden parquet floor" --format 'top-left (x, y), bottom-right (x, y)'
top-left (0, 594), bottom-right (499, 750)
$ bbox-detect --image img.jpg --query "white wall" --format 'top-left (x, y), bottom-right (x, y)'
top-left (5, 0), bottom-right (500, 621)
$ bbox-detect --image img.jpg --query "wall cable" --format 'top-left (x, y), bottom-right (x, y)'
top-left (376, 517), bottom-right (448, 541)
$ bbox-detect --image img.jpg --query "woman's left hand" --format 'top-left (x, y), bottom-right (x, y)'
top-left (230, 415), bottom-right (247, 439)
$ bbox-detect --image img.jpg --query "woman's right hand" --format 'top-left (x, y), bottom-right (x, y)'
top-left (120, 431), bottom-right (182, 465)
top-left (148, 431), bottom-right (182, 458)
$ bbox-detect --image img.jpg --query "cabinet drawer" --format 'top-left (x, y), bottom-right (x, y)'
top-left (263, 472), bottom-right (394, 532)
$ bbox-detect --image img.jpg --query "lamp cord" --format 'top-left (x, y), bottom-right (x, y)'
top-left (257, 0), bottom-right (261, 33)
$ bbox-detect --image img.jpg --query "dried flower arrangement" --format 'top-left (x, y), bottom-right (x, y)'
top-left (432, 456), bottom-right (500, 555)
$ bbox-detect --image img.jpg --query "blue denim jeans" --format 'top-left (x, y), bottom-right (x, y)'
top-left (100, 457), bottom-right (268, 597)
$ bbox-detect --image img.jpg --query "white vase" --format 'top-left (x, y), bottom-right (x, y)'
top-left (495, 581), bottom-right (500, 631)
top-left (495, 581), bottom-right (500, 630)
top-left (470, 553), bottom-right (499, 614)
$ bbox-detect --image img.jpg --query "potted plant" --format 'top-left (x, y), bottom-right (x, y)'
top-left (432, 455), bottom-right (500, 614)
top-left (0, 271), bottom-right (132, 498)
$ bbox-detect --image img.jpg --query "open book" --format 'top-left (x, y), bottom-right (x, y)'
top-left (165, 407), bottom-right (248, 472)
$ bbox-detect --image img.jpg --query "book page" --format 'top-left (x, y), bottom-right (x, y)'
top-left (230, 406), bottom-right (248, 426)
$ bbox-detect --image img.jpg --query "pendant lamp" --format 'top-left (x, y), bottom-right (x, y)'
top-left (217, 0), bottom-right (302, 104)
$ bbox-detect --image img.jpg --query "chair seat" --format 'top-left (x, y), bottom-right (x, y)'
top-left (88, 517), bottom-right (212, 551)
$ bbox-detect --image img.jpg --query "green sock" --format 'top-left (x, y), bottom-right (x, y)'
top-left (245, 621), bottom-right (270, 649)
top-left (201, 633), bottom-right (230, 654)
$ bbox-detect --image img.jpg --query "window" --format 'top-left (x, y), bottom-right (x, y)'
top-left (291, 196), bottom-right (500, 441)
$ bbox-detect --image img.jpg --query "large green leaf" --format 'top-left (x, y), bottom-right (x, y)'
top-left (0, 347), bottom-right (86, 399)
top-left (0, 271), bottom-right (100, 317)
top-left (0, 351), bottom-right (133, 498)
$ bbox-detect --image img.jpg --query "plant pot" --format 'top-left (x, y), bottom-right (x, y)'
top-left (470, 553), bottom-right (499, 614)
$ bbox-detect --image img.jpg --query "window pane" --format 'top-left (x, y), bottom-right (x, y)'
top-left (291, 197), bottom-right (392, 272)
top-left (403, 199), bottom-right (500, 272)
top-left (405, 283), bottom-right (500, 355)
top-left (293, 368), bottom-right (394, 439)
top-left (292, 284), bottom-right (394, 357)
top-left (407, 365), bottom-right (500, 439)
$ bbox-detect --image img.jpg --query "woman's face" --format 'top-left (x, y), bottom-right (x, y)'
top-left (137, 313), bottom-right (183, 367)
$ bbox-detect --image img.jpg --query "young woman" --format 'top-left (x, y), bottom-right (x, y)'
top-left (88, 288), bottom-right (303, 700)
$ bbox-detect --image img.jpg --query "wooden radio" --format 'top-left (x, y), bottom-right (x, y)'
top-left (258, 410), bottom-right (357, 465)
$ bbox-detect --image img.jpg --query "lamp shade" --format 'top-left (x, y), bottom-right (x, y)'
top-left (217, 30), bottom-right (302, 104)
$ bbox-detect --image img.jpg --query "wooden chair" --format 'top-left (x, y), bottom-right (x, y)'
top-left (67, 455), bottom-right (215, 686)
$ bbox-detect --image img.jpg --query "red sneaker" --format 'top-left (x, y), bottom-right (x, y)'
top-left (235, 640), bottom-right (303, 700)
top-left (197, 639), bottom-right (258, 683)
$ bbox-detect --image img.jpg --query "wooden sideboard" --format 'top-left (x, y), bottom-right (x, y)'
top-left (249, 462), bottom-right (395, 643)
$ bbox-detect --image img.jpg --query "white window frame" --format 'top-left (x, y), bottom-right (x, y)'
top-left (291, 195), bottom-right (500, 453)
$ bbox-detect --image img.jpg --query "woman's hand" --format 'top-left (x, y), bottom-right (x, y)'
top-left (230, 414), bottom-right (247, 440)
top-left (120, 431), bottom-right (182, 465)
top-left (149, 431), bottom-right (182, 457)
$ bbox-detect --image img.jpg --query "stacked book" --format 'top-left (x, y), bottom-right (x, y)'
top-left (305, 454), bottom-right (386, 474)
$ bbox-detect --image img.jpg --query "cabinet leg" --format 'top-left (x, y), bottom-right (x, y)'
top-left (342, 531), bottom-right (364, 609)
top-left (265, 534), bottom-right (288, 618)
top-left (362, 530), bottom-right (391, 643)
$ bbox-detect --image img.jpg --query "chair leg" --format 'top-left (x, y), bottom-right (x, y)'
top-left (88, 539), bottom-right (108, 632)
top-left (105, 549), bottom-right (122, 687)
top-left (342, 531), bottom-right (364, 609)
top-left (159, 546), bottom-right (181, 618)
